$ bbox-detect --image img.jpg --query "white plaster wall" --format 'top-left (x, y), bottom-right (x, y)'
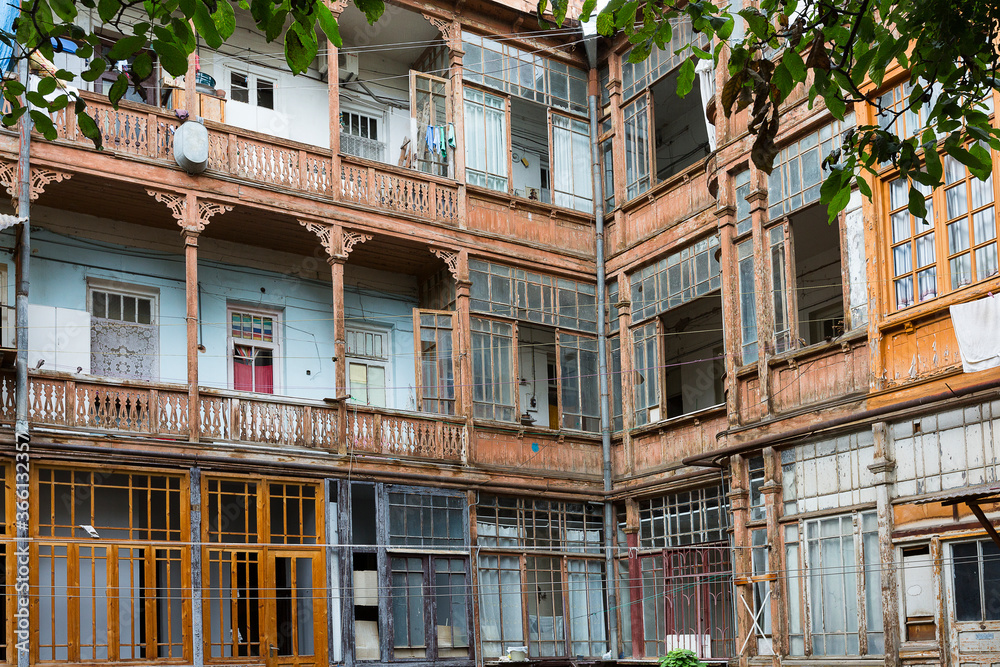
top-left (890, 400), bottom-right (1000, 497)
top-left (782, 429), bottom-right (877, 514)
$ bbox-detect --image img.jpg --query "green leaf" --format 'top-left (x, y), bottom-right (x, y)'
top-left (782, 47), bottom-right (805, 81)
top-left (152, 40), bottom-right (189, 75)
top-left (823, 91), bottom-right (846, 120)
top-left (49, 0), bottom-right (78, 23)
top-left (193, 0), bottom-right (223, 49)
top-left (615, 1), bottom-right (638, 29)
top-left (97, 0), bottom-right (119, 22)
top-left (946, 141), bottom-right (990, 180)
top-left (77, 110), bottom-right (103, 149)
top-left (108, 74), bottom-right (128, 107)
top-left (284, 21), bottom-right (317, 74)
top-left (30, 111), bottom-right (57, 141)
top-left (36, 76), bottom-right (57, 96)
top-left (106, 34), bottom-right (146, 61)
top-left (212, 0), bottom-right (236, 40)
top-left (772, 61), bottom-right (793, 99)
top-left (316, 2), bottom-right (342, 48)
top-left (131, 52), bottom-right (153, 80)
top-left (578, 0), bottom-right (596, 23)
top-left (596, 10), bottom-right (614, 35)
top-left (676, 58), bottom-right (696, 98)
top-left (354, 0), bottom-right (384, 24)
top-left (856, 174), bottom-right (872, 199)
top-left (908, 184), bottom-right (927, 220)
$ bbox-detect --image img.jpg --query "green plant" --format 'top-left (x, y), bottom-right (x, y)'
top-left (658, 648), bottom-right (705, 667)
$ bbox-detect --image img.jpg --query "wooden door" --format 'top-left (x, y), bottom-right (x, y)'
top-left (264, 551), bottom-right (327, 667)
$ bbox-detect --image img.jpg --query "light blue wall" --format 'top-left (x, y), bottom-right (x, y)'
top-left (17, 225), bottom-right (419, 408)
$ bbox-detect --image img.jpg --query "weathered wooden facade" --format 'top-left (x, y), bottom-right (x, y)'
top-left (0, 3), bottom-right (998, 667)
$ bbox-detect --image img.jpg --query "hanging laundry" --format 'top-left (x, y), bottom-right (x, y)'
top-left (447, 123), bottom-right (457, 149)
top-left (440, 125), bottom-right (447, 159)
top-left (425, 125), bottom-right (435, 155)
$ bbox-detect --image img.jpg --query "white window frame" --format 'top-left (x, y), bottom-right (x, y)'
top-left (345, 325), bottom-right (392, 409)
top-left (226, 304), bottom-right (282, 395)
top-left (86, 278), bottom-right (160, 381)
top-left (225, 65), bottom-right (277, 110)
top-left (0, 264), bottom-right (11, 349)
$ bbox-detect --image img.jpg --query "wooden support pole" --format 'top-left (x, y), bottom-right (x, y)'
top-left (189, 467), bottom-right (204, 667)
top-left (183, 220), bottom-right (200, 443)
top-left (329, 253), bottom-right (347, 455)
top-left (454, 249), bottom-right (474, 458)
top-left (870, 421), bottom-right (900, 667)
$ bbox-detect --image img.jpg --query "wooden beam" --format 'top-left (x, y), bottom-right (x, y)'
top-left (966, 501), bottom-right (1000, 552)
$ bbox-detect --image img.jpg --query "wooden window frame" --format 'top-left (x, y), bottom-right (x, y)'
top-left (32, 463), bottom-right (191, 664)
top-left (201, 474), bottom-right (326, 664)
top-left (474, 495), bottom-right (608, 660)
top-left (413, 309), bottom-right (458, 416)
top-left (226, 305), bottom-right (281, 395)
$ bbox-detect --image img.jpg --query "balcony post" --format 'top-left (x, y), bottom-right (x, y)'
top-left (327, 254), bottom-right (348, 453)
top-left (147, 189), bottom-right (231, 442)
top-left (183, 224), bottom-right (201, 442)
top-left (616, 274), bottom-right (635, 475)
top-left (453, 250), bottom-right (474, 445)
top-left (328, 0), bottom-right (346, 200)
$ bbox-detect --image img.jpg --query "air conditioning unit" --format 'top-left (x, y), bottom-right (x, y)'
top-left (338, 52), bottom-right (358, 82)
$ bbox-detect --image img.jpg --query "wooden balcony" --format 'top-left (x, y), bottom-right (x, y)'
top-left (44, 93), bottom-right (459, 224)
top-left (1, 372), bottom-right (466, 464)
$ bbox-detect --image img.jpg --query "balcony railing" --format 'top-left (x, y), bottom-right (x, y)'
top-left (1, 372), bottom-right (466, 463)
top-left (347, 406), bottom-right (467, 462)
top-left (44, 93), bottom-right (459, 223)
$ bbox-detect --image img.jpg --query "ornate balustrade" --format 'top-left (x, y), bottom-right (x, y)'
top-left (0, 372), bottom-right (190, 438)
top-left (347, 405), bottom-right (466, 463)
top-left (46, 94), bottom-right (459, 223)
top-left (340, 156), bottom-right (459, 223)
top-left (199, 389), bottom-right (338, 449)
top-left (2, 373), bottom-right (466, 463)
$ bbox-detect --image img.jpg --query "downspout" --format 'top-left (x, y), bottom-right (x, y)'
top-left (585, 36), bottom-right (620, 659)
top-left (14, 53), bottom-right (31, 667)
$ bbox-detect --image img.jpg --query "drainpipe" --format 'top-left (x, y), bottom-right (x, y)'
top-left (585, 38), bottom-right (619, 658)
top-left (14, 53), bottom-right (31, 667)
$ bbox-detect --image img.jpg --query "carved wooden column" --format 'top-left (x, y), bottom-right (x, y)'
top-left (623, 498), bottom-right (643, 658)
top-left (870, 421), bottom-right (900, 667)
top-left (608, 57), bottom-right (627, 211)
top-left (328, 0), bottom-right (349, 196)
top-left (763, 446), bottom-right (786, 660)
top-left (747, 171), bottom-right (772, 413)
top-left (716, 204), bottom-right (741, 427)
top-left (148, 190), bottom-right (231, 442)
top-left (441, 248), bottom-right (474, 459)
top-left (728, 455), bottom-right (753, 667)
top-left (300, 220), bottom-right (371, 452)
top-left (616, 273), bottom-right (635, 475)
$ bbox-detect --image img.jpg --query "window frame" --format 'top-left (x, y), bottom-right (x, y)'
top-left (463, 84), bottom-right (511, 194)
top-left (226, 67), bottom-right (276, 110)
top-left (784, 509), bottom-right (883, 657)
top-left (345, 324), bottom-right (392, 409)
top-left (226, 305), bottom-right (281, 395)
top-left (873, 79), bottom-right (1000, 314)
top-left (413, 309), bottom-right (458, 416)
top-left (475, 495), bottom-right (608, 660)
top-left (87, 278), bottom-right (160, 381)
top-left (33, 464), bottom-right (192, 664)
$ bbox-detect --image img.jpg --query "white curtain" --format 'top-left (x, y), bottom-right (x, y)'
top-left (552, 114), bottom-right (594, 212)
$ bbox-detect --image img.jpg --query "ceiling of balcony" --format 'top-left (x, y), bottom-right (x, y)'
top-left (31, 171), bottom-right (447, 279)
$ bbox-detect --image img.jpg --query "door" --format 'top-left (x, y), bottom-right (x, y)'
top-left (265, 551), bottom-right (327, 667)
top-left (410, 71), bottom-right (452, 177)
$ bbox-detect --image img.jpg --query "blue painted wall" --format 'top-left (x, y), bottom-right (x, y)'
top-left (11, 224), bottom-right (418, 408)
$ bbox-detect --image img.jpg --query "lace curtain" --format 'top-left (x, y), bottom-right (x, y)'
top-left (91, 320), bottom-right (158, 381)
